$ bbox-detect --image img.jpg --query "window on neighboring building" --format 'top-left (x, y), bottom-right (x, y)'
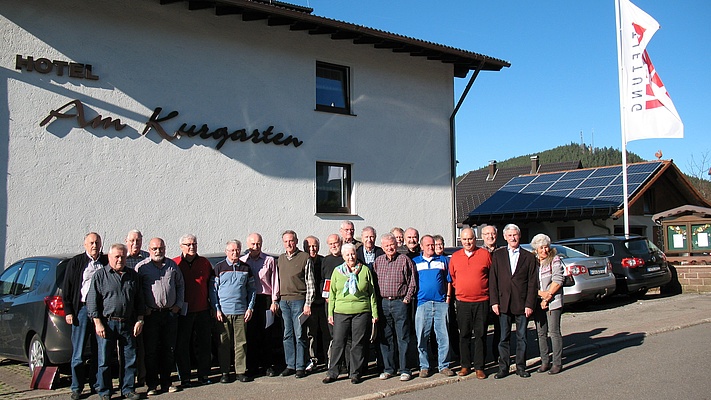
top-left (614, 225), bottom-right (646, 236)
top-left (316, 162), bottom-right (351, 214)
top-left (316, 62), bottom-right (350, 114)
top-left (557, 226), bottom-right (575, 240)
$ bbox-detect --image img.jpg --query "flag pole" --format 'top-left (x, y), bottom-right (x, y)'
top-left (615, 0), bottom-right (630, 236)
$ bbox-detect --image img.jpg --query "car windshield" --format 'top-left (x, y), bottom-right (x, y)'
top-left (550, 244), bottom-right (588, 259)
top-left (521, 244), bottom-right (588, 259)
top-left (625, 239), bottom-right (652, 256)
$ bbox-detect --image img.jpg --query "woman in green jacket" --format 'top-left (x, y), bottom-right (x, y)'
top-left (322, 243), bottom-right (378, 384)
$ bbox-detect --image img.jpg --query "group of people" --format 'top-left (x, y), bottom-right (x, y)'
top-left (62, 221), bottom-right (565, 399)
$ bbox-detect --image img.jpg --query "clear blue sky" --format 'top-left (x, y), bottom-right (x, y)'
top-left (299, 0), bottom-right (709, 177)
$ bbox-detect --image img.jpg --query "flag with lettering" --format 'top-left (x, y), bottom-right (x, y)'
top-left (617, 0), bottom-right (683, 142)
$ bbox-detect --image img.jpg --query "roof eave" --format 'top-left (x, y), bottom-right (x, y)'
top-left (157, 0), bottom-right (511, 76)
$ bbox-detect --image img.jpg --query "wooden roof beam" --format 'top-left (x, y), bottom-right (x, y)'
top-left (188, 1), bottom-right (214, 10)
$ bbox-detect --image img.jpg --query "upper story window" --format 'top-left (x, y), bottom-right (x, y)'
top-left (316, 162), bottom-right (352, 214)
top-left (316, 62), bottom-right (350, 115)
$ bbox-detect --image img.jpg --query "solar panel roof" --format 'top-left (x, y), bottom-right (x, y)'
top-left (468, 161), bottom-right (664, 217)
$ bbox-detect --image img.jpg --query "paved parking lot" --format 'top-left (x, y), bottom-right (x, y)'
top-left (2, 291), bottom-right (710, 400)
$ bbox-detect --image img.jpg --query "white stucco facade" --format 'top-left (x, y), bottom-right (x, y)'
top-left (0, 0), bottom-right (478, 266)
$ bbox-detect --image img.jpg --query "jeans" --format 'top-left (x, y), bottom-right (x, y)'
top-left (414, 301), bottom-right (450, 371)
top-left (280, 299), bottom-right (307, 370)
top-left (143, 310), bottom-right (178, 389)
top-left (535, 307), bottom-right (563, 367)
top-left (176, 310), bottom-right (213, 382)
top-left (70, 306), bottom-right (97, 393)
top-left (498, 313), bottom-right (528, 372)
top-left (327, 312), bottom-right (371, 379)
top-left (96, 320), bottom-right (136, 396)
top-left (379, 298), bottom-right (411, 375)
top-left (216, 314), bottom-right (247, 374)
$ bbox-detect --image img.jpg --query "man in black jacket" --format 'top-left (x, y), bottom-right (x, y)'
top-left (356, 226), bottom-right (384, 268)
top-left (63, 232), bottom-right (107, 399)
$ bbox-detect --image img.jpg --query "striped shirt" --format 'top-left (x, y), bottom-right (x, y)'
top-left (136, 258), bottom-right (185, 312)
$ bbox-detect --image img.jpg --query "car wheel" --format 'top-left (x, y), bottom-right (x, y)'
top-left (28, 334), bottom-right (48, 373)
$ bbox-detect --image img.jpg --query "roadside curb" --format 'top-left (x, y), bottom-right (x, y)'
top-left (344, 318), bottom-right (711, 400)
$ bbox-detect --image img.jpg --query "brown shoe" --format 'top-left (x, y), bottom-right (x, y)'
top-left (457, 367), bottom-right (470, 376)
top-left (548, 365), bottom-right (562, 375)
top-left (420, 369), bottom-right (429, 378)
top-left (440, 368), bottom-right (455, 377)
top-left (475, 369), bottom-right (486, 380)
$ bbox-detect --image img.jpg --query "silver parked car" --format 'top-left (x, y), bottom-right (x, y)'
top-left (521, 244), bottom-right (616, 304)
top-left (0, 255), bottom-right (73, 372)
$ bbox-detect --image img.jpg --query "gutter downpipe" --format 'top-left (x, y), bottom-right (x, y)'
top-left (450, 61), bottom-right (485, 245)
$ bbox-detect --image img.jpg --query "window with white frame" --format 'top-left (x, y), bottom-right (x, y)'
top-left (316, 162), bottom-right (351, 214)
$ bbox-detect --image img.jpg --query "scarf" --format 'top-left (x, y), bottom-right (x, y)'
top-left (336, 263), bottom-right (361, 296)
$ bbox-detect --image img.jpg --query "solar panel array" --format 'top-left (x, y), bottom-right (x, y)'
top-left (468, 162), bottom-right (663, 217)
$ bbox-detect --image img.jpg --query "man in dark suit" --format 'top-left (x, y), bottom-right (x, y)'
top-left (63, 232), bottom-right (108, 399)
top-left (489, 224), bottom-right (537, 379)
top-left (356, 226), bottom-right (384, 269)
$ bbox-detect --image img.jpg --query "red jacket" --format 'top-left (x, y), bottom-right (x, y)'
top-left (173, 254), bottom-right (213, 313)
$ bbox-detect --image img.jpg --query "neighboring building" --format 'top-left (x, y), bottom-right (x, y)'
top-left (464, 160), bottom-right (711, 246)
top-left (652, 205), bottom-right (711, 265)
top-left (0, 0), bottom-right (509, 267)
top-left (652, 205), bottom-right (711, 294)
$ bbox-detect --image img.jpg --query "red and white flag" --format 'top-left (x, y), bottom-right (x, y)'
top-left (616, 0), bottom-right (683, 142)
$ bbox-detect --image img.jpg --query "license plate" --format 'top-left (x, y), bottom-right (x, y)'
top-left (647, 265), bottom-right (661, 272)
top-left (588, 268), bottom-right (606, 276)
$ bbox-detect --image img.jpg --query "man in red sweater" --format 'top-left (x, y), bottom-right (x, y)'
top-left (449, 228), bottom-right (491, 379)
top-left (173, 234), bottom-right (214, 388)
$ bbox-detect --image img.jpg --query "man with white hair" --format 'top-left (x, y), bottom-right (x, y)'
top-left (489, 224), bottom-right (537, 379)
top-left (125, 230), bottom-right (149, 270)
top-left (87, 243), bottom-right (144, 400)
top-left (356, 226), bottom-right (384, 269)
top-left (374, 233), bottom-right (416, 381)
top-left (304, 235), bottom-right (329, 372)
top-left (340, 220), bottom-right (362, 248)
top-left (173, 234), bottom-right (214, 388)
top-left (63, 232), bottom-right (107, 400)
top-left (211, 240), bottom-right (256, 383)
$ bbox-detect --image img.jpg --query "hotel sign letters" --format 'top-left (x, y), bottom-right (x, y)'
top-left (16, 55), bottom-right (99, 80)
top-left (40, 100), bottom-right (303, 150)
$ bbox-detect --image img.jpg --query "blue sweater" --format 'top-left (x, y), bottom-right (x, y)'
top-left (210, 259), bottom-right (256, 315)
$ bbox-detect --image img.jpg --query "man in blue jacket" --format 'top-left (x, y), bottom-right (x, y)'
top-left (210, 239), bottom-right (256, 383)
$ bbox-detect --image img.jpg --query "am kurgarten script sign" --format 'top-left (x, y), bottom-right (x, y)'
top-left (40, 100), bottom-right (303, 150)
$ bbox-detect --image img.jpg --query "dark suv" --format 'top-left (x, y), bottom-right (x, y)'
top-left (0, 255), bottom-right (73, 372)
top-left (556, 235), bottom-right (672, 297)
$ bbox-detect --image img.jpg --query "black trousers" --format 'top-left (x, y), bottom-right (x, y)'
top-left (456, 300), bottom-right (489, 370)
top-left (246, 294), bottom-right (282, 372)
top-left (327, 313), bottom-right (371, 379)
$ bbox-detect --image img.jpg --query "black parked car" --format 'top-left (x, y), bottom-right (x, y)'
top-left (0, 255), bottom-right (73, 372)
top-left (556, 235), bottom-right (672, 297)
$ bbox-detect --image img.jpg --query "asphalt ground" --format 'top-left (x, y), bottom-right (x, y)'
top-left (2, 291), bottom-right (710, 400)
